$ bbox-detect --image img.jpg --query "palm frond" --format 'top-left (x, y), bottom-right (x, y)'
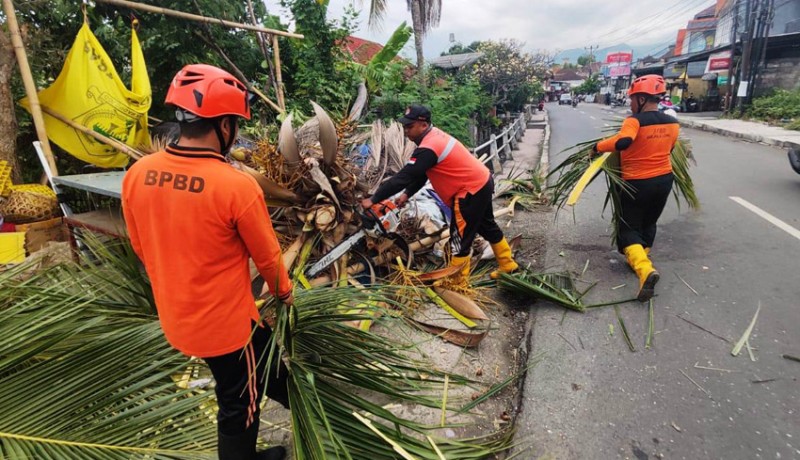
top-left (2, 238), bottom-right (519, 459)
top-left (264, 286), bottom-right (517, 459)
top-left (547, 121), bottom-right (699, 243)
top-left (0, 242), bottom-right (217, 459)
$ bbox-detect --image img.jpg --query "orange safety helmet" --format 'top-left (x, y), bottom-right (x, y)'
top-left (628, 75), bottom-right (667, 97)
top-left (165, 64), bottom-right (251, 120)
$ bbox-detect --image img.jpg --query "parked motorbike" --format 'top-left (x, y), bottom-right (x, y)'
top-left (538, 101), bottom-right (545, 112)
top-left (789, 148), bottom-right (800, 175)
top-left (658, 101), bottom-right (679, 120)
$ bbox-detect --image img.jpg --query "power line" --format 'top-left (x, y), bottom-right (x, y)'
top-left (585, 0), bottom-right (711, 47)
top-left (601, 0), bottom-right (716, 49)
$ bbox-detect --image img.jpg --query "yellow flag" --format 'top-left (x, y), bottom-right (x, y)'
top-left (21, 22), bottom-right (151, 168)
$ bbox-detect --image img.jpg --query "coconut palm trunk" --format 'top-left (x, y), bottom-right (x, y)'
top-left (408, 0), bottom-right (426, 85)
top-left (0, 24), bottom-right (20, 183)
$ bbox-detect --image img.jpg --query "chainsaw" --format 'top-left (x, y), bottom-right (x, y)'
top-left (305, 200), bottom-right (403, 279)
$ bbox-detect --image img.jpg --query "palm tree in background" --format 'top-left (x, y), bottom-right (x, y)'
top-left (366, 0), bottom-right (442, 84)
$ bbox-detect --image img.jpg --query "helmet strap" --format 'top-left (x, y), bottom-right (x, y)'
top-left (635, 96), bottom-right (645, 114)
top-left (212, 116), bottom-right (237, 155)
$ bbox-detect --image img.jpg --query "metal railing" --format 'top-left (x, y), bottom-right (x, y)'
top-left (473, 112), bottom-right (528, 165)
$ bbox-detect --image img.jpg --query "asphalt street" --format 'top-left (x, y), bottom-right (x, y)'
top-left (513, 102), bottom-right (800, 460)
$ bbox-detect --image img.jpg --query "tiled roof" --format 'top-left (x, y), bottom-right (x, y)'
top-left (342, 36), bottom-right (385, 65)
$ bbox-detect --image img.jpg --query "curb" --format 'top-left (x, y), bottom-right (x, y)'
top-left (540, 111), bottom-right (550, 176)
top-left (679, 119), bottom-right (800, 150)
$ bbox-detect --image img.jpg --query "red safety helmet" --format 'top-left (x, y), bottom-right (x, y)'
top-left (628, 75), bottom-right (667, 97)
top-left (165, 64), bottom-right (251, 120)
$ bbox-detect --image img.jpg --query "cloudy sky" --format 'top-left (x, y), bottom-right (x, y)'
top-left (265, 0), bottom-right (717, 59)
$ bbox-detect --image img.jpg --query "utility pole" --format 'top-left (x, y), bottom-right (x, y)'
top-left (584, 44), bottom-right (599, 76)
top-left (738, 0), bottom-right (756, 113)
top-left (725, 0), bottom-right (740, 114)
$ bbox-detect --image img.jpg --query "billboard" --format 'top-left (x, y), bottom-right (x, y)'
top-left (605, 51), bottom-right (632, 78)
top-left (606, 52), bottom-right (633, 64)
top-left (706, 50), bottom-right (732, 72)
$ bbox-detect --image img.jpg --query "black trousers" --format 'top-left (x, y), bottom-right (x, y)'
top-left (450, 178), bottom-right (505, 257)
top-left (204, 322), bottom-right (290, 436)
top-left (617, 172), bottom-right (674, 252)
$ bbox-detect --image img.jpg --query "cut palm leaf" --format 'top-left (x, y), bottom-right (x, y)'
top-left (566, 152), bottom-right (612, 206)
top-left (731, 302), bottom-right (761, 357)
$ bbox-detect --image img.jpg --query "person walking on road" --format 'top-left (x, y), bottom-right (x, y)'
top-left (361, 104), bottom-right (518, 282)
top-left (591, 75), bottom-right (679, 302)
top-left (122, 64), bottom-right (292, 460)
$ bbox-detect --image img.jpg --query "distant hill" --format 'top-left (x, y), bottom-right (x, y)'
top-left (554, 43), bottom-right (668, 65)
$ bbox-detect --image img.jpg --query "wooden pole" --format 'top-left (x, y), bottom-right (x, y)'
top-left (272, 35), bottom-right (285, 111)
top-left (2, 0), bottom-right (59, 176)
top-left (93, 0), bottom-right (304, 39)
top-left (40, 105), bottom-right (144, 160)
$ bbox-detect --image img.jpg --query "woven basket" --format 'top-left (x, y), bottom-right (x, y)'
top-left (0, 185), bottom-right (59, 224)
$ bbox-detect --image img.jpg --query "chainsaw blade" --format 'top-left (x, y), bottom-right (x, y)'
top-left (305, 230), bottom-right (366, 279)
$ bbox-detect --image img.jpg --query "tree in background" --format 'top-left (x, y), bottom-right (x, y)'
top-left (472, 40), bottom-right (547, 112)
top-left (363, 0), bottom-right (442, 85)
top-left (441, 41), bottom-right (483, 56)
top-left (575, 74), bottom-right (602, 95)
top-left (577, 53), bottom-right (596, 67)
top-left (279, 0), bottom-right (359, 114)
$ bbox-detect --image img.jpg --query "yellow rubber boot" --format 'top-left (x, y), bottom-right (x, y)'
top-left (623, 244), bottom-right (659, 302)
top-left (490, 238), bottom-right (519, 280)
top-left (450, 255), bottom-right (471, 285)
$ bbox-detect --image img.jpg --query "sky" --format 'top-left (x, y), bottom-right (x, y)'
top-left (263, 0), bottom-right (717, 60)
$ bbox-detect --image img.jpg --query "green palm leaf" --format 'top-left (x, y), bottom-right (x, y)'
top-left (548, 121), bottom-right (699, 243)
top-left (1, 238), bottom-right (520, 459)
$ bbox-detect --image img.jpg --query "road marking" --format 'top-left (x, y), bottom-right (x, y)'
top-left (580, 111), bottom-right (586, 114)
top-left (590, 116), bottom-right (596, 120)
top-left (604, 123), bottom-right (611, 127)
top-left (730, 196), bottom-right (800, 242)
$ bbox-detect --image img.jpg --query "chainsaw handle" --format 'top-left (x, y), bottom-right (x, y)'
top-left (363, 208), bottom-right (389, 236)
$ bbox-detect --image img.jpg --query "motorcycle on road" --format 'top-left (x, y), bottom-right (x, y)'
top-left (789, 148), bottom-right (800, 175)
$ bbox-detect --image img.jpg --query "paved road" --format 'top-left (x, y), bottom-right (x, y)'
top-left (514, 102), bottom-right (800, 460)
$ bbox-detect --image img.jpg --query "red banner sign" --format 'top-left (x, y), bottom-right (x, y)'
top-left (606, 52), bottom-right (633, 64)
top-left (706, 50), bottom-right (732, 72)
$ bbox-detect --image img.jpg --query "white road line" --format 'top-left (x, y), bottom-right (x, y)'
top-left (604, 123), bottom-right (611, 127)
top-left (730, 196), bottom-right (800, 242)
top-left (580, 111), bottom-right (586, 114)
top-left (590, 116), bottom-right (597, 120)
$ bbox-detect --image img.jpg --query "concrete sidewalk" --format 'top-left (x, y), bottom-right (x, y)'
top-left (679, 113), bottom-right (800, 149)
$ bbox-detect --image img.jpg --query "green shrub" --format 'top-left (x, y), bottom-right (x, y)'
top-left (371, 70), bottom-right (491, 146)
top-left (746, 88), bottom-right (800, 122)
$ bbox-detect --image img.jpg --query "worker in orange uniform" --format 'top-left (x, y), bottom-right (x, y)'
top-left (361, 104), bottom-right (518, 281)
top-left (122, 64), bottom-right (291, 460)
top-left (592, 75), bottom-right (679, 302)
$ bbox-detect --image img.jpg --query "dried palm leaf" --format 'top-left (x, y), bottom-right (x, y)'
top-left (307, 159), bottom-right (341, 208)
top-left (433, 287), bottom-right (489, 321)
top-left (369, 119), bottom-right (383, 169)
top-left (282, 234), bottom-right (306, 272)
top-left (278, 114), bottom-right (301, 165)
top-left (348, 81), bottom-right (368, 122)
top-left (311, 101), bottom-right (339, 167)
top-left (239, 163), bottom-right (303, 204)
top-left (411, 320), bottom-right (488, 348)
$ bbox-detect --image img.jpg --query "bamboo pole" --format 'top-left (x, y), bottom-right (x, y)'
top-left (40, 106), bottom-right (144, 160)
top-left (2, 0), bottom-right (59, 175)
top-left (93, 0), bottom-right (304, 39)
top-left (272, 35), bottom-right (285, 111)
